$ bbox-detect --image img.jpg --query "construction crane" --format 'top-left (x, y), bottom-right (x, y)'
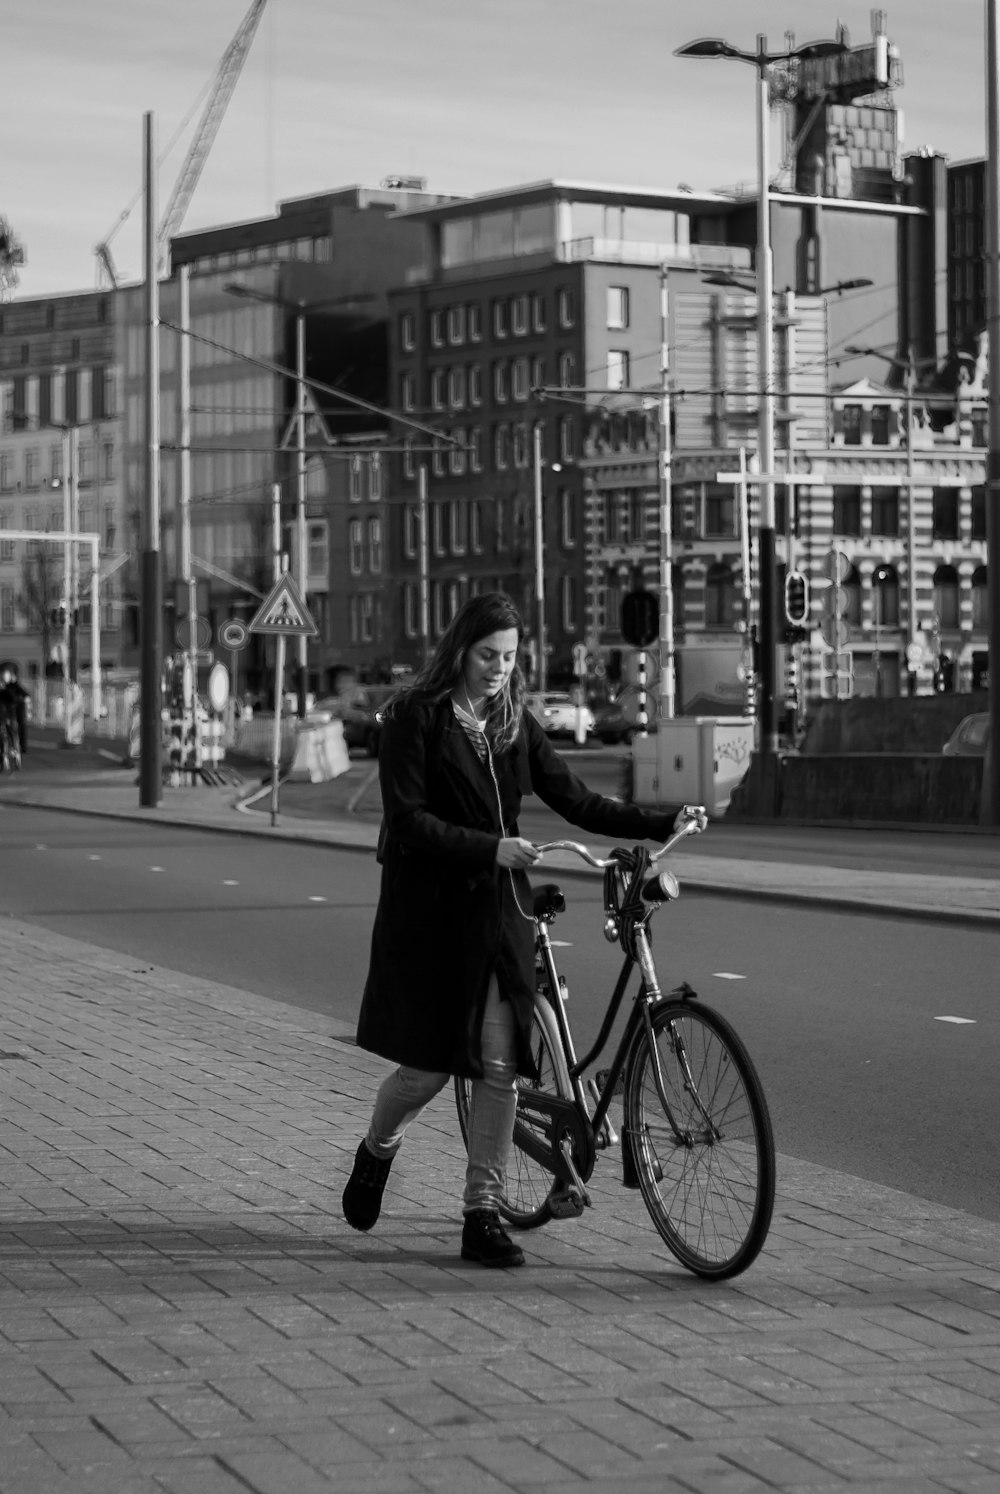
top-left (95, 0), bottom-right (268, 287)
top-left (0, 216), bottom-right (25, 300)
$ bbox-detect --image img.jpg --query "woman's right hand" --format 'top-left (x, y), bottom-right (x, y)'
top-left (496, 837), bottom-right (541, 869)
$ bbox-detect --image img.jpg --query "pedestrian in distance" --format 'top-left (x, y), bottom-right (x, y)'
top-left (0, 664), bottom-right (28, 765)
top-left (342, 591), bottom-right (682, 1268)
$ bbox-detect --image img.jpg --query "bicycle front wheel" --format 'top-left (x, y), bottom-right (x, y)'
top-left (454, 994), bottom-right (566, 1230)
top-left (624, 1000), bottom-right (775, 1279)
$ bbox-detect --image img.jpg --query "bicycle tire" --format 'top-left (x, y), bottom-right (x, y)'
top-left (454, 994), bottom-right (567, 1230)
top-left (624, 1000), bottom-right (775, 1279)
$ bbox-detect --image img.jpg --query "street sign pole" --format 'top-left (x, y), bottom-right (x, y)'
top-left (270, 633), bottom-right (285, 827)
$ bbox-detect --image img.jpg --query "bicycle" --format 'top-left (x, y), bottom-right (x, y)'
top-left (0, 714), bottom-right (20, 774)
top-left (456, 805), bottom-right (775, 1280)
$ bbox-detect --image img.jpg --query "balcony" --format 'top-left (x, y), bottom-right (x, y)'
top-left (562, 239), bottom-right (752, 271)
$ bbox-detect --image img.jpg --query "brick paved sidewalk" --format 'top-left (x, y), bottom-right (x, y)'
top-left (1, 920), bottom-right (999, 1494)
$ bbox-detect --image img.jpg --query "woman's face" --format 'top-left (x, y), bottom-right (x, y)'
top-left (460, 627), bottom-right (519, 709)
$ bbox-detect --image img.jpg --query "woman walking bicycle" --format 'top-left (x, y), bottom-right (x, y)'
top-left (343, 591), bottom-right (687, 1268)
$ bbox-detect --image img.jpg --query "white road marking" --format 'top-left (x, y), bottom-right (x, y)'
top-left (35, 845), bottom-right (46, 850)
top-left (550, 939), bottom-right (572, 947)
top-left (149, 866), bottom-right (164, 873)
top-left (222, 879), bottom-right (240, 886)
top-left (713, 972), bottom-right (747, 980)
top-left (309, 896), bottom-right (326, 903)
top-left (935, 1016), bottom-right (976, 1024)
top-left (88, 855), bottom-right (101, 861)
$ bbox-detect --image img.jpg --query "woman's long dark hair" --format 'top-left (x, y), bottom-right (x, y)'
top-left (390, 591), bottom-right (526, 752)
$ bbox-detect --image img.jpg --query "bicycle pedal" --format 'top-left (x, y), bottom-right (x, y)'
top-left (548, 1184), bottom-right (587, 1218)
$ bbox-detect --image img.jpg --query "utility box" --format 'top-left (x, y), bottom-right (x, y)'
top-left (631, 717), bottom-right (755, 817)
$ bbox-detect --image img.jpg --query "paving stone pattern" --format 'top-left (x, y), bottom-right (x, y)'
top-left (1, 919), bottom-right (999, 1493)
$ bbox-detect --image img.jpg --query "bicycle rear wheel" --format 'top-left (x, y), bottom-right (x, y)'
top-left (454, 995), bottom-right (565, 1230)
top-left (624, 1000), bottom-right (775, 1279)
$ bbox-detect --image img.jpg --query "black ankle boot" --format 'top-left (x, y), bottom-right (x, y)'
top-left (342, 1140), bottom-right (394, 1231)
top-left (461, 1209), bottom-right (525, 1268)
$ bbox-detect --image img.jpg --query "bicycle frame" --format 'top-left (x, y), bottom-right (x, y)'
top-left (531, 854), bottom-right (694, 1170)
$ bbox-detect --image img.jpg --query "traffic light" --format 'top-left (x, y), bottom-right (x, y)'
top-left (783, 571), bottom-right (810, 627)
top-left (620, 588), bottom-right (658, 648)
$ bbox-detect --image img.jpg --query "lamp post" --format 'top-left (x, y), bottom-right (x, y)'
top-left (676, 33), bottom-right (848, 759)
top-left (872, 564), bottom-right (890, 697)
top-left (984, 0), bottom-right (1000, 825)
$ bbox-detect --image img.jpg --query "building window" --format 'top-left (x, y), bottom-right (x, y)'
top-left (559, 416), bottom-right (574, 462)
top-left (561, 574), bottom-right (577, 631)
top-left (933, 563), bottom-right (960, 628)
top-left (607, 286), bottom-right (630, 330)
top-left (972, 565), bottom-right (988, 628)
top-left (932, 488), bottom-right (960, 539)
top-left (607, 350), bottom-right (630, 391)
top-left (430, 368), bottom-right (446, 411)
top-left (870, 405), bottom-right (891, 445)
top-left (972, 484), bottom-right (987, 540)
top-left (307, 521), bottom-right (329, 588)
top-left (432, 501), bottom-right (446, 556)
top-left (871, 487), bottom-right (899, 537)
top-left (403, 503), bottom-right (419, 557)
top-left (368, 517), bottom-right (382, 573)
top-left (558, 350), bottom-right (575, 387)
top-left (531, 293), bottom-right (546, 333)
top-left (872, 564), bottom-right (900, 627)
top-left (469, 426), bottom-right (483, 472)
top-left (447, 305), bottom-right (466, 345)
top-left (24, 448), bottom-right (39, 488)
top-left (432, 437), bottom-right (446, 477)
top-left (469, 365), bottom-right (483, 406)
top-left (557, 288), bottom-right (576, 328)
top-left (403, 434), bottom-right (416, 480)
top-left (492, 298), bottom-right (508, 339)
top-left (429, 309), bottom-right (445, 347)
top-left (531, 355), bottom-right (545, 390)
top-left (404, 582), bottom-right (418, 638)
top-left (512, 358), bottom-right (530, 401)
top-left (102, 441), bottom-right (115, 481)
top-left (559, 488), bottom-right (576, 549)
top-left (512, 423), bottom-right (529, 469)
top-left (450, 499), bottom-right (467, 554)
top-left (348, 518), bottom-right (363, 574)
top-left (971, 406), bottom-right (988, 445)
top-left (842, 564), bottom-right (862, 626)
top-left (468, 304), bottom-right (482, 342)
top-left (493, 361), bottom-right (509, 404)
top-left (494, 423), bottom-right (510, 470)
top-left (448, 366), bottom-right (466, 409)
top-left (511, 295), bottom-right (529, 335)
top-left (400, 312), bottom-right (416, 351)
top-left (842, 405), bottom-right (862, 446)
top-left (833, 486), bottom-right (862, 536)
top-left (401, 371), bottom-right (416, 411)
top-left (349, 455), bottom-right (363, 501)
top-left (471, 500), bottom-right (483, 553)
top-left (705, 561), bottom-right (738, 628)
top-left (705, 489), bottom-right (736, 538)
top-left (370, 452), bottom-right (383, 500)
top-left (449, 431), bottom-right (467, 475)
top-left (359, 593), bottom-right (374, 643)
top-left (0, 585), bottom-right (14, 632)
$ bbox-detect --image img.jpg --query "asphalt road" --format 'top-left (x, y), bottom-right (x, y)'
top-left (2, 799), bottom-right (997, 1224)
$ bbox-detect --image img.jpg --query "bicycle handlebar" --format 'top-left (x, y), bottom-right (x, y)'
top-left (533, 804), bottom-right (707, 869)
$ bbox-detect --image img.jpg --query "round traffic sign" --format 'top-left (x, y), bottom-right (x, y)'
top-left (220, 619), bottom-right (249, 651)
top-left (905, 641), bottom-right (925, 667)
top-left (823, 549), bottom-right (852, 585)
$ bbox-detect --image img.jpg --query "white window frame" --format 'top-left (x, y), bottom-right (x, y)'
top-left (400, 312), bottom-right (416, 351)
top-left (531, 293), bottom-right (546, 333)
top-left (368, 516), bottom-right (383, 573)
top-left (448, 366), bottom-right (466, 410)
top-left (607, 349), bottom-right (630, 391)
top-left (348, 518), bottom-right (363, 574)
top-left (447, 305), bottom-right (466, 345)
top-left (607, 286), bottom-right (630, 330)
top-left (429, 308), bottom-right (445, 347)
top-left (469, 365), bottom-right (483, 406)
top-left (560, 488), bottom-right (576, 549)
top-left (511, 295), bottom-right (529, 335)
top-left (403, 503), bottom-right (419, 557)
top-left (349, 455), bottom-right (363, 502)
top-left (401, 371), bottom-right (416, 411)
top-left (450, 498), bottom-right (467, 555)
top-left (511, 358), bottom-right (530, 401)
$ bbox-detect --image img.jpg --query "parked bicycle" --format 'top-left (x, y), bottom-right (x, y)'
top-left (456, 805), bottom-right (775, 1279)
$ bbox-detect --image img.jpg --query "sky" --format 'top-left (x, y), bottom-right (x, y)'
top-left (2, 0), bottom-right (991, 300)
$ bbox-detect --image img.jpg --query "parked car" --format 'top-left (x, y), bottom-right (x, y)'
top-left (592, 692), bottom-right (658, 745)
top-left (307, 685), bottom-right (396, 757)
top-left (525, 692), bottom-right (595, 740)
top-left (941, 713), bottom-right (989, 757)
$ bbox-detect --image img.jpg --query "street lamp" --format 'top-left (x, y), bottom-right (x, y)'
top-left (676, 33), bottom-right (848, 761)
top-left (225, 282), bottom-right (375, 715)
top-left (703, 272), bottom-right (873, 297)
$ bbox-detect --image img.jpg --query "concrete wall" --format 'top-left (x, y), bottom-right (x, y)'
top-left (802, 694), bottom-right (987, 755)
top-left (772, 753), bottom-right (982, 825)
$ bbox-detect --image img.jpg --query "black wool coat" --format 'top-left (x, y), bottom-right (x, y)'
top-left (355, 696), bottom-right (676, 1080)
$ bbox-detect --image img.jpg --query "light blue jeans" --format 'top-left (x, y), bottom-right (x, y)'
top-left (365, 976), bottom-right (518, 1214)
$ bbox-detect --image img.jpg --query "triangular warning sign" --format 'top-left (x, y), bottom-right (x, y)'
top-left (248, 573), bottom-right (318, 637)
top-left (280, 386), bottom-right (334, 450)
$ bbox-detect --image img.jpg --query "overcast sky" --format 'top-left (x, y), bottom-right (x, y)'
top-left (2, 0), bottom-right (988, 299)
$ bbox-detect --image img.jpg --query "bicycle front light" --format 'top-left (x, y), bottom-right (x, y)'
top-left (642, 870), bottom-right (680, 905)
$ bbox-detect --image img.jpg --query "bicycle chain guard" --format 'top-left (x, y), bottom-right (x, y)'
top-left (514, 1091), bottom-right (597, 1190)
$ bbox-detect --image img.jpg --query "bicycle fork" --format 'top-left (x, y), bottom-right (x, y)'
top-left (632, 927), bottom-right (719, 1149)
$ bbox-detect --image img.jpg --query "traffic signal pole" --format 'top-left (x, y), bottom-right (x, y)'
top-left (985, 0), bottom-right (1000, 825)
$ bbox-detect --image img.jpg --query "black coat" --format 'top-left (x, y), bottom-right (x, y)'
top-left (355, 696), bottom-right (675, 1080)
